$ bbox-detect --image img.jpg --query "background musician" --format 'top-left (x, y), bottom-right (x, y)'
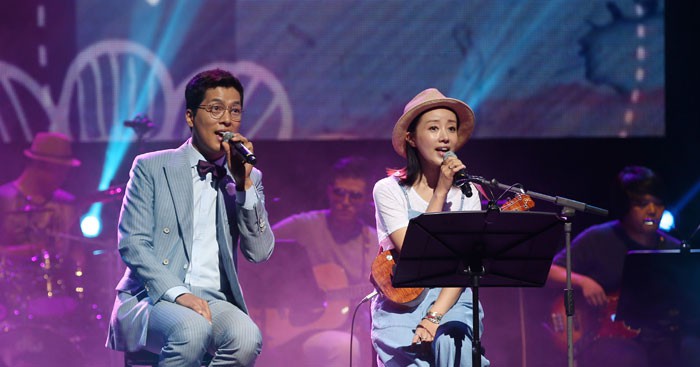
top-left (255, 156), bottom-right (378, 366)
top-left (0, 131), bottom-right (88, 366)
top-left (547, 165), bottom-right (700, 367)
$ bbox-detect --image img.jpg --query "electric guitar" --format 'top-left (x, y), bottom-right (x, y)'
top-left (370, 193), bottom-right (535, 306)
top-left (251, 262), bottom-right (373, 349)
top-left (548, 291), bottom-right (641, 352)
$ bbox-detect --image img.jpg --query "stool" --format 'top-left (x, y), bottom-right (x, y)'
top-left (124, 350), bottom-right (213, 367)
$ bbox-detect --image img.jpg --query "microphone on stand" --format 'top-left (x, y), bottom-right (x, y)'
top-left (221, 132), bottom-right (257, 165)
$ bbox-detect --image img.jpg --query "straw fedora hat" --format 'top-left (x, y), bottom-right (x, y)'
top-left (23, 132), bottom-right (81, 167)
top-left (392, 88), bottom-right (475, 158)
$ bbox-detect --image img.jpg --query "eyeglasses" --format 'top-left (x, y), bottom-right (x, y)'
top-left (331, 187), bottom-right (365, 202)
top-left (197, 103), bottom-right (243, 120)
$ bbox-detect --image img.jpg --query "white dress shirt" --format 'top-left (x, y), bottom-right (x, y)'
top-left (162, 140), bottom-right (257, 302)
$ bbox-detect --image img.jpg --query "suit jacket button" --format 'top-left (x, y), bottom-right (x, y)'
top-left (163, 227), bottom-right (170, 234)
top-left (183, 263), bottom-right (188, 269)
top-left (162, 259), bottom-right (169, 265)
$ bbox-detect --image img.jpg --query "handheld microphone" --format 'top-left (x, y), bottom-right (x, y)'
top-left (221, 132), bottom-right (257, 165)
top-left (443, 151), bottom-right (472, 197)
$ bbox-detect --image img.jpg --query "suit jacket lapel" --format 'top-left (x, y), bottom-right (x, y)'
top-left (216, 177), bottom-right (235, 267)
top-left (216, 177), bottom-right (246, 311)
top-left (164, 148), bottom-right (194, 259)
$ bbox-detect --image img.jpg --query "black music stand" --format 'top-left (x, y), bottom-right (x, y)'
top-left (616, 249), bottom-right (700, 332)
top-left (392, 210), bottom-right (564, 367)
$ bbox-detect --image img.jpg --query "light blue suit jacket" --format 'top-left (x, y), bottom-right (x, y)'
top-left (106, 142), bottom-right (274, 351)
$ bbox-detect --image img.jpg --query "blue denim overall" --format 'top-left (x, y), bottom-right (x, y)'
top-left (371, 184), bottom-right (490, 367)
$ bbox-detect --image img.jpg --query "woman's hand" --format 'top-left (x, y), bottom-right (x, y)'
top-left (439, 154), bottom-right (466, 192)
top-left (413, 318), bottom-right (439, 344)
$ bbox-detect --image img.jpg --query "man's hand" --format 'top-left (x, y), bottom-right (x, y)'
top-left (222, 133), bottom-right (253, 191)
top-left (175, 293), bottom-right (212, 323)
top-left (580, 276), bottom-right (607, 307)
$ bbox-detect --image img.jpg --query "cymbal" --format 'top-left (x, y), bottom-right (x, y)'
top-left (0, 243), bottom-right (40, 256)
top-left (1, 207), bottom-right (55, 215)
top-left (49, 231), bottom-right (114, 248)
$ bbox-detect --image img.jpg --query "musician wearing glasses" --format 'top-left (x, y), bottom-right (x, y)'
top-left (106, 68), bottom-right (275, 366)
top-left (265, 156), bottom-right (378, 366)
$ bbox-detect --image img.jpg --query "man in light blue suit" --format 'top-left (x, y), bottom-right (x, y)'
top-left (107, 69), bottom-right (275, 366)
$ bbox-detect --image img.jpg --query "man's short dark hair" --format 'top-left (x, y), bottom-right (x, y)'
top-left (185, 69), bottom-right (244, 113)
top-left (610, 165), bottom-right (666, 219)
top-left (331, 156), bottom-right (370, 183)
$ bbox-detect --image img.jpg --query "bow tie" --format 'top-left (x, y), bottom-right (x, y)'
top-left (197, 160), bottom-right (227, 180)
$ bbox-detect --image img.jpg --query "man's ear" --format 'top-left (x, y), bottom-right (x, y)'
top-left (185, 109), bottom-right (195, 128)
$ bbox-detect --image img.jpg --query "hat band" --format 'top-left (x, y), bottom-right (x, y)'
top-left (27, 150), bottom-right (76, 160)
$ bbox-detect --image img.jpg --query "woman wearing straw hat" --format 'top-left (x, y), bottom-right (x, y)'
top-left (370, 88), bottom-right (489, 366)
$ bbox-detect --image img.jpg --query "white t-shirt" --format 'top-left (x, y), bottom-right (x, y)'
top-left (272, 209), bottom-right (377, 285)
top-left (373, 174), bottom-right (482, 251)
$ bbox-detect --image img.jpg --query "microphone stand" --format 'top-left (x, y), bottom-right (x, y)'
top-left (124, 114), bottom-right (154, 154)
top-left (471, 176), bottom-right (608, 367)
top-left (680, 223), bottom-right (699, 254)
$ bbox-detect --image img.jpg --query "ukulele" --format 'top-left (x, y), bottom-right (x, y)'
top-left (370, 193), bottom-right (535, 306)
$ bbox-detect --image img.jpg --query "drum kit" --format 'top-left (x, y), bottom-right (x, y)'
top-left (0, 185), bottom-right (124, 367)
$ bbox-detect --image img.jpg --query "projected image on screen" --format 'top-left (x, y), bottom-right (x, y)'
top-left (231, 0), bottom-right (664, 139)
top-left (0, 0), bottom-right (664, 142)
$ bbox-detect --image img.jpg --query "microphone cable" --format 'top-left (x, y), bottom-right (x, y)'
top-left (349, 290), bottom-right (377, 367)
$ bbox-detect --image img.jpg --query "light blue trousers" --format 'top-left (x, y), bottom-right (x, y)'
top-left (145, 287), bottom-right (262, 367)
top-left (371, 288), bottom-right (490, 367)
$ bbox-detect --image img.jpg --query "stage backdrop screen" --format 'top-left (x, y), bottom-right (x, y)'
top-left (0, 0), bottom-right (664, 143)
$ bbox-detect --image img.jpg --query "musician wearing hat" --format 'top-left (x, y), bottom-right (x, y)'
top-left (0, 131), bottom-right (93, 366)
top-left (0, 131), bottom-right (82, 257)
top-left (370, 88), bottom-right (490, 366)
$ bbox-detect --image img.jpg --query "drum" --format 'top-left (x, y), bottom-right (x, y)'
top-left (0, 253), bottom-right (28, 319)
top-left (0, 260), bottom-right (9, 321)
top-left (0, 323), bottom-right (86, 367)
top-left (2, 249), bottom-right (84, 318)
